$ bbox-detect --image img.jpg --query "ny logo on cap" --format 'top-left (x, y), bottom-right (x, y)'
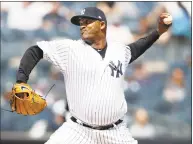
top-left (81, 9), bottom-right (85, 15)
top-left (98, 16), bottom-right (102, 19)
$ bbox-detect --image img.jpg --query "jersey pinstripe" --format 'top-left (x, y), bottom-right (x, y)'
top-left (37, 39), bottom-right (132, 126)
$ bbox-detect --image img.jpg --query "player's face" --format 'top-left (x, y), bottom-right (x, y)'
top-left (79, 18), bottom-right (105, 40)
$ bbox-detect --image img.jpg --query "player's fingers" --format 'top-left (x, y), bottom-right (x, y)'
top-left (160, 13), bottom-right (170, 18)
top-left (160, 15), bottom-right (168, 19)
top-left (24, 100), bottom-right (36, 115)
top-left (19, 93), bottom-right (28, 115)
top-left (28, 95), bottom-right (41, 114)
top-left (23, 93), bottom-right (28, 100)
top-left (32, 103), bottom-right (42, 113)
top-left (22, 92), bottom-right (35, 115)
top-left (160, 12), bottom-right (170, 16)
top-left (15, 97), bottom-right (21, 114)
top-left (14, 93), bottom-right (27, 115)
top-left (20, 99), bottom-right (28, 115)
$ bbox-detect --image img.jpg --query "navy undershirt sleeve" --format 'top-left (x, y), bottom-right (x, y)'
top-left (128, 30), bottom-right (160, 64)
top-left (16, 45), bottom-right (43, 83)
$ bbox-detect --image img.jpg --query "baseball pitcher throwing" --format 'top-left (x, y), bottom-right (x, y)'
top-left (8, 7), bottom-right (172, 144)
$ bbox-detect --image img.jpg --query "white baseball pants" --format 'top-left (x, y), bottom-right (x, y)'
top-left (45, 119), bottom-right (138, 144)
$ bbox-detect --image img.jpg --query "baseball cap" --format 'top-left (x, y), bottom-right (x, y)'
top-left (71, 7), bottom-right (107, 26)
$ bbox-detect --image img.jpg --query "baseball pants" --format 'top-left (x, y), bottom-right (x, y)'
top-left (45, 119), bottom-right (138, 144)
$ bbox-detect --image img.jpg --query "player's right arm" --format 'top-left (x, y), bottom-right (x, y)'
top-left (16, 39), bottom-right (72, 83)
top-left (125, 13), bottom-right (172, 64)
top-left (16, 45), bottom-right (43, 83)
top-left (6, 40), bottom-right (72, 115)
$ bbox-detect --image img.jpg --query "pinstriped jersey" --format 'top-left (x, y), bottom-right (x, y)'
top-left (37, 39), bottom-right (131, 126)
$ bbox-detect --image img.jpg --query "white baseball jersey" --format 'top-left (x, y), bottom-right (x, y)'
top-left (37, 39), bottom-right (131, 126)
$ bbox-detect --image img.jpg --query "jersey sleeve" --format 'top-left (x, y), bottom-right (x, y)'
top-left (125, 45), bottom-right (132, 66)
top-left (37, 39), bottom-right (72, 72)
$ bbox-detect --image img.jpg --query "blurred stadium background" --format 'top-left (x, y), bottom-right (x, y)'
top-left (0, 1), bottom-right (192, 144)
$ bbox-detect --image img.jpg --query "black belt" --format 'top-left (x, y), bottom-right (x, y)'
top-left (70, 116), bottom-right (123, 130)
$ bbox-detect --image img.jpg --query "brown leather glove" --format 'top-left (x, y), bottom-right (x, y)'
top-left (9, 83), bottom-right (47, 115)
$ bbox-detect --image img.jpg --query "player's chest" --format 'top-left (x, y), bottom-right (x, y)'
top-left (69, 45), bottom-right (126, 78)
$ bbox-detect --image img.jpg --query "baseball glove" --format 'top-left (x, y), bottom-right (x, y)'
top-left (9, 83), bottom-right (47, 115)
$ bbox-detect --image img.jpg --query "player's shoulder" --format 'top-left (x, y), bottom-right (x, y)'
top-left (36, 38), bottom-right (84, 49)
top-left (37, 38), bottom-right (73, 46)
top-left (108, 39), bottom-right (129, 50)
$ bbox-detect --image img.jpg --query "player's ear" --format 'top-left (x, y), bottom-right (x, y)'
top-left (100, 21), bottom-right (106, 31)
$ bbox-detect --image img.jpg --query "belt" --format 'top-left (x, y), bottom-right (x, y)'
top-left (70, 116), bottom-right (123, 130)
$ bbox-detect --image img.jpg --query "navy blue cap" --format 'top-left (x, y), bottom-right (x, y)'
top-left (71, 7), bottom-right (107, 26)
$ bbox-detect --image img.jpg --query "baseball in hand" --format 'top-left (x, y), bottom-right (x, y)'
top-left (163, 15), bottom-right (172, 25)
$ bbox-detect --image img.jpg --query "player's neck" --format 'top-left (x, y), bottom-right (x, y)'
top-left (85, 39), bottom-right (107, 50)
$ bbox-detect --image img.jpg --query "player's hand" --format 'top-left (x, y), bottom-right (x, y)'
top-left (157, 13), bottom-right (172, 35)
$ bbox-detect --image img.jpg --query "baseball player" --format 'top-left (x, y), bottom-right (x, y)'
top-left (10, 7), bottom-right (172, 144)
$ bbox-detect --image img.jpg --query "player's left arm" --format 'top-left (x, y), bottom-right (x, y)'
top-left (128, 13), bottom-right (172, 64)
